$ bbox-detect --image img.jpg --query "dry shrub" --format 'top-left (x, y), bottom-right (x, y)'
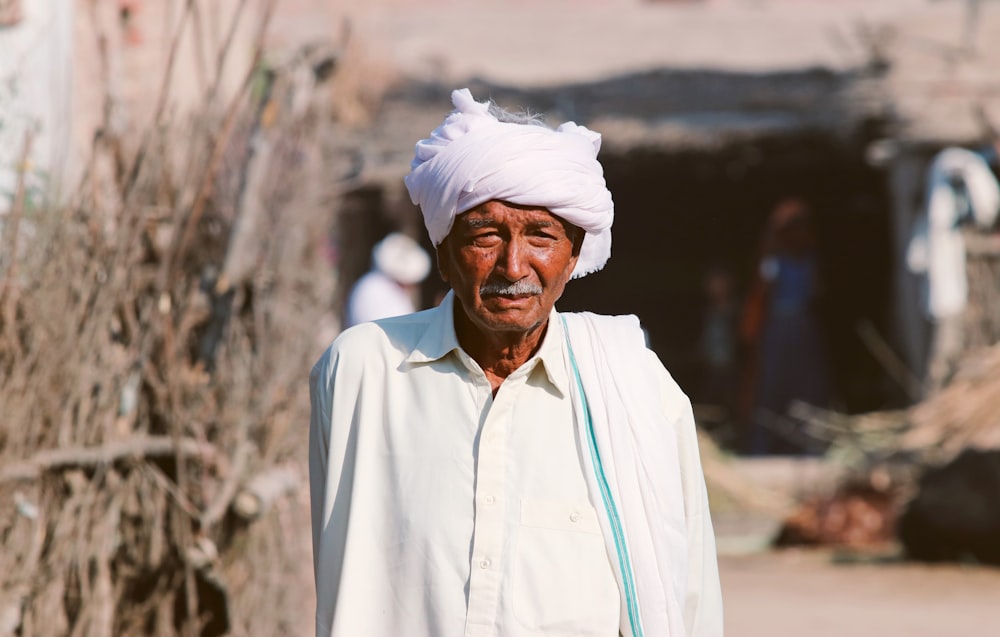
top-left (0, 4), bottom-right (351, 635)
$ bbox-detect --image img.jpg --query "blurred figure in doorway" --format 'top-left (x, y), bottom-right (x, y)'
top-left (118, 0), bottom-right (143, 45)
top-left (697, 265), bottom-right (740, 442)
top-left (906, 145), bottom-right (999, 393)
top-left (739, 197), bottom-right (831, 455)
top-left (345, 232), bottom-right (431, 328)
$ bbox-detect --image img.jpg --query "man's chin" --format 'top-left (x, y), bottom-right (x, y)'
top-left (473, 308), bottom-right (547, 335)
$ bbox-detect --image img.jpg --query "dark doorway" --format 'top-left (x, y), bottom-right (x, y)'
top-left (557, 134), bottom-right (900, 428)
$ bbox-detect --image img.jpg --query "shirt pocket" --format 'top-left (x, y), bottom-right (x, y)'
top-left (512, 498), bottom-right (620, 636)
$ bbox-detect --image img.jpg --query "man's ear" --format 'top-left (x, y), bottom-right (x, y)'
top-left (436, 240), bottom-right (451, 283)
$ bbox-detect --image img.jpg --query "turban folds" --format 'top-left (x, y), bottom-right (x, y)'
top-left (404, 89), bottom-right (614, 278)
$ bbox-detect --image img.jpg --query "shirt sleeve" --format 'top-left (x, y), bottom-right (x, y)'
top-left (648, 350), bottom-right (725, 637)
top-left (309, 341), bottom-right (363, 637)
top-left (309, 350), bottom-right (334, 637)
top-left (309, 351), bottom-right (332, 583)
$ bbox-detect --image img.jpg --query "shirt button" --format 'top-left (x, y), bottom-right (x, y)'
top-left (570, 512), bottom-right (581, 523)
top-left (484, 495), bottom-right (496, 505)
top-left (479, 559), bottom-right (491, 570)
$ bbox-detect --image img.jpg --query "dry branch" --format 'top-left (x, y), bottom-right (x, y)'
top-left (205, 0), bottom-right (250, 109)
top-left (0, 436), bottom-right (217, 483)
top-left (231, 464), bottom-right (300, 521)
top-left (856, 320), bottom-right (924, 401)
top-left (901, 343), bottom-right (1000, 463)
top-left (200, 439), bottom-right (252, 529)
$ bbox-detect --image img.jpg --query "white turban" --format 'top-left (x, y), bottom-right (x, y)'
top-left (404, 88), bottom-right (614, 278)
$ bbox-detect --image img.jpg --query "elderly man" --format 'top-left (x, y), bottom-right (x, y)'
top-left (309, 89), bottom-right (723, 637)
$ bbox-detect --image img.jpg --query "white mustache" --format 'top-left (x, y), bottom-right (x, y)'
top-left (480, 280), bottom-right (543, 297)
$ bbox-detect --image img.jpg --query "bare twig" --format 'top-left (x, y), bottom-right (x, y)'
top-left (123, 0), bottom-right (198, 199)
top-left (0, 437), bottom-right (217, 483)
top-left (205, 0), bottom-right (250, 109)
top-left (162, 0), bottom-right (276, 292)
top-left (200, 439), bottom-right (253, 529)
top-left (189, 0), bottom-right (210, 97)
top-left (176, 0), bottom-right (253, 197)
top-left (856, 320), bottom-right (925, 401)
top-left (231, 464), bottom-right (300, 521)
top-left (160, 66), bottom-right (252, 292)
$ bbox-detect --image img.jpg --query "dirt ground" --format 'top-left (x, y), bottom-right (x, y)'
top-left (719, 548), bottom-right (1000, 637)
top-left (711, 457), bottom-right (1000, 637)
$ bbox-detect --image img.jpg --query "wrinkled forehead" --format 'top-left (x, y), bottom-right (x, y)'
top-left (452, 200), bottom-right (583, 237)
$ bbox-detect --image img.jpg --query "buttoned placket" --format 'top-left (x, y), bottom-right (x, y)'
top-left (460, 352), bottom-right (539, 637)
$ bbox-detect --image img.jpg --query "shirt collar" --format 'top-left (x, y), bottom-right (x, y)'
top-left (403, 291), bottom-right (569, 398)
top-left (531, 308), bottom-right (570, 398)
top-left (404, 291), bottom-right (462, 364)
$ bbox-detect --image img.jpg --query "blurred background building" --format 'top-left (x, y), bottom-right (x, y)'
top-left (311, 0), bottom-right (1000, 452)
top-left (5, 1), bottom-right (997, 419)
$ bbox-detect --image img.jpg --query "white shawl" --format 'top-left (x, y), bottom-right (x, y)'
top-left (561, 312), bottom-right (688, 637)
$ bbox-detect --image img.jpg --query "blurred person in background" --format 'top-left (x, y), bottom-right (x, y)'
top-left (906, 145), bottom-right (999, 393)
top-left (118, 1), bottom-right (143, 46)
top-left (310, 88), bottom-right (723, 637)
top-left (740, 197), bottom-right (831, 455)
top-left (696, 265), bottom-right (740, 444)
top-left (344, 231), bottom-right (431, 327)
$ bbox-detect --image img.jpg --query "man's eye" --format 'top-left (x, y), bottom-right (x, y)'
top-left (470, 233), bottom-right (500, 246)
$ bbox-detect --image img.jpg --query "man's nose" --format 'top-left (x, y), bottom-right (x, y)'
top-left (497, 237), bottom-right (530, 281)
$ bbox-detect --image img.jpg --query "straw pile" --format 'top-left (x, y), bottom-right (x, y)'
top-left (900, 343), bottom-right (1000, 465)
top-left (775, 339), bottom-right (1000, 551)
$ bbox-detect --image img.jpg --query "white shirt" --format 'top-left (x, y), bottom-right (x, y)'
top-left (345, 269), bottom-right (417, 327)
top-left (310, 293), bottom-right (722, 637)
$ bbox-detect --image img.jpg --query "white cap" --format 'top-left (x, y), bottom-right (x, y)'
top-left (372, 232), bottom-right (431, 285)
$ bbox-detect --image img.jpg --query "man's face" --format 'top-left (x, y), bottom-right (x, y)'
top-left (438, 200), bottom-right (581, 337)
